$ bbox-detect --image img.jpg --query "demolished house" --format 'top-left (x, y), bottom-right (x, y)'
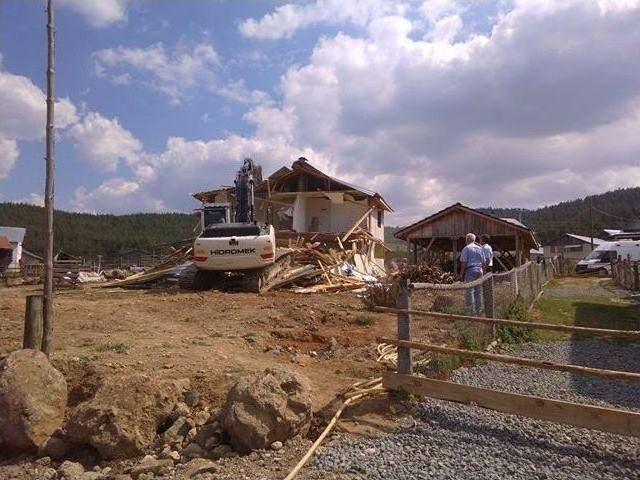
top-left (192, 157), bottom-right (393, 269)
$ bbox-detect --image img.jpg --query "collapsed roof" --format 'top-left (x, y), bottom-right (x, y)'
top-left (192, 157), bottom-right (392, 212)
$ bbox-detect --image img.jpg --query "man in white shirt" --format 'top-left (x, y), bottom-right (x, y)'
top-left (480, 234), bottom-right (493, 273)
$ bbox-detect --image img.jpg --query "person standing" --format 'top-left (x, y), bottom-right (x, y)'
top-left (480, 234), bottom-right (493, 272)
top-left (460, 233), bottom-right (486, 315)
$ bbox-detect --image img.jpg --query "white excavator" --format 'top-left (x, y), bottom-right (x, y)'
top-left (191, 158), bottom-right (291, 292)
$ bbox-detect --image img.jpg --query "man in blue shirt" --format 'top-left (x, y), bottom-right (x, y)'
top-left (460, 233), bottom-right (487, 315)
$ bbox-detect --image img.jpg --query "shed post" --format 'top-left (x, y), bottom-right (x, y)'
top-left (451, 237), bottom-right (458, 277)
top-left (396, 277), bottom-right (413, 374)
top-left (515, 235), bottom-right (522, 267)
top-left (413, 242), bottom-right (418, 264)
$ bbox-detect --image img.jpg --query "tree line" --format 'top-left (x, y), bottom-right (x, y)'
top-left (1, 187), bottom-right (638, 255)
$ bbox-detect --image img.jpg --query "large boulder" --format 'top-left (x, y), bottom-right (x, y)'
top-left (0, 349), bottom-right (68, 451)
top-left (67, 374), bottom-right (188, 459)
top-left (222, 367), bottom-right (312, 452)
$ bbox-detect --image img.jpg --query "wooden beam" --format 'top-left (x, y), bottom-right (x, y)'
top-left (378, 338), bottom-right (640, 383)
top-left (383, 372), bottom-right (640, 438)
top-left (373, 306), bottom-right (640, 340)
top-left (341, 206), bottom-right (375, 243)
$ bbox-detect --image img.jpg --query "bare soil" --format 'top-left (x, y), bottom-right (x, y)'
top-left (0, 284), bottom-right (452, 478)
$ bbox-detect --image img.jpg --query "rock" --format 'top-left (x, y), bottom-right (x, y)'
top-left (78, 473), bottom-right (104, 480)
top-left (0, 349), bottom-right (68, 451)
top-left (222, 367), bottom-right (312, 452)
top-left (183, 458), bottom-right (218, 478)
top-left (185, 427), bottom-right (197, 444)
top-left (58, 460), bottom-right (85, 479)
top-left (67, 375), bottom-right (189, 459)
top-left (193, 410), bottom-right (209, 427)
top-left (183, 389), bottom-right (200, 407)
top-left (271, 441), bottom-right (283, 451)
top-left (192, 423), bottom-right (220, 449)
top-left (40, 467), bottom-right (58, 480)
top-left (36, 456), bottom-right (52, 466)
top-left (158, 449), bottom-right (180, 462)
top-left (170, 402), bottom-right (190, 421)
top-left (182, 442), bottom-right (204, 459)
top-left (129, 459), bottom-right (173, 479)
top-left (41, 436), bottom-right (68, 460)
top-left (162, 417), bottom-right (191, 445)
top-left (210, 444), bottom-right (234, 460)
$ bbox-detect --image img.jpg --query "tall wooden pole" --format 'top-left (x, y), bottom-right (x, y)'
top-left (589, 197), bottom-right (594, 252)
top-left (42, 0), bottom-right (55, 356)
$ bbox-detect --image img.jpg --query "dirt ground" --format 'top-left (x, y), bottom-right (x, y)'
top-left (0, 283), bottom-right (453, 416)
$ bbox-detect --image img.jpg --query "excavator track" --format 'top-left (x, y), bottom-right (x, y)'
top-left (183, 249), bottom-right (295, 293)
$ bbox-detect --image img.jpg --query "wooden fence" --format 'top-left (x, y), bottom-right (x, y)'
top-left (611, 257), bottom-right (640, 291)
top-left (379, 277), bottom-right (640, 437)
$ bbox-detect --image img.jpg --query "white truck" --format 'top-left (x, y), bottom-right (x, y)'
top-left (575, 240), bottom-right (640, 275)
top-left (191, 159), bottom-right (289, 292)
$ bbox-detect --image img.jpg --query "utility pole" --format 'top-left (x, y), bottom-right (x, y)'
top-left (42, 0), bottom-right (55, 356)
top-left (589, 197), bottom-right (594, 252)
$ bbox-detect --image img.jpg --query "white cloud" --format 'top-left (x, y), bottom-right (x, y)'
top-left (0, 70), bottom-right (78, 141)
top-left (0, 139), bottom-right (18, 179)
top-left (219, 80), bottom-right (271, 105)
top-left (73, 178), bottom-right (165, 214)
top-left (92, 42), bottom-right (219, 104)
top-left (71, 0), bottom-right (640, 221)
top-left (13, 193), bottom-right (45, 207)
top-left (0, 68), bottom-right (77, 179)
top-left (57, 0), bottom-right (129, 28)
top-left (68, 112), bottom-right (142, 172)
top-left (239, 0), bottom-right (407, 40)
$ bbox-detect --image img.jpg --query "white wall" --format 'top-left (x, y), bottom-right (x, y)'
top-left (292, 195), bottom-right (307, 232)
top-left (305, 197), bottom-right (331, 231)
top-left (330, 200), bottom-right (368, 232)
top-left (10, 242), bottom-right (22, 268)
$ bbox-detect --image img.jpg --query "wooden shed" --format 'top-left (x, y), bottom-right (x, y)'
top-left (394, 203), bottom-right (539, 274)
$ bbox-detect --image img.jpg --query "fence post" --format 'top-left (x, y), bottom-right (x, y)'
top-left (397, 277), bottom-right (413, 374)
top-left (634, 262), bottom-right (639, 291)
top-left (23, 294), bottom-right (43, 350)
top-left (484, 275), bottom-right (496, 339)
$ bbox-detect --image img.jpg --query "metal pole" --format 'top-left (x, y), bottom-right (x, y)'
top-left (42, 0), bottom-right (55, 356)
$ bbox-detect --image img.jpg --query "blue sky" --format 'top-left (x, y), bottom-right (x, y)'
top-left (1, 0), bottom-right (640, 224)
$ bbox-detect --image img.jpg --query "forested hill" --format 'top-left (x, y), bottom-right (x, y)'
top-left (479, 187), bottom-right (640, 245)
top-left (1, 187), bottom-right (638, 255)
top-left (0, 203), bottom-right (198, 256)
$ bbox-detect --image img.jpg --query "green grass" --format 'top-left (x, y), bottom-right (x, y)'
top-left (534, 295), bottom-right (640, 341)
top-left (95, 342), bottom-right (128, 354)
top-left (354, 314), bottom-right (376, 326)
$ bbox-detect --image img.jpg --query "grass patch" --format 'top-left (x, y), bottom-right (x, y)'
top-left (354, 314), bottom-right (376, 326)
top-left (497, 297), bottom-right (538, 345)
top-left (534, 295), bottom-right (640, 341)
top-left (95, 342), bottom-right (128, 354)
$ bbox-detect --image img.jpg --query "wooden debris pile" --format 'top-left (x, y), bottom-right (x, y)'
top-left (277, 228), bottom-right (389, 293)
top-left (399, 262), bottom-right (456, 284)
top-left (362, 262), bottom-right (455, 309)
top-left (101, 245), bottom-right (193, 288)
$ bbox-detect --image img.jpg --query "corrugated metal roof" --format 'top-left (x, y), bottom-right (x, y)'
top-left (500, 217), bottom-right (527, 228)
top-left (0, 226), bottom-right (26, 243)
top-left (565, 233), bottom-right (605, 245)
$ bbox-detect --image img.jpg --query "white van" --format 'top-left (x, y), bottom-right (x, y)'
top-left (575, 240), bottom-right (640, 275)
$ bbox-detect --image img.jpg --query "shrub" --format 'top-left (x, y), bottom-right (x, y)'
top-left (354, 314), bottom-right (376, 326)
top-left (497, 297), bottom-right (538, 345)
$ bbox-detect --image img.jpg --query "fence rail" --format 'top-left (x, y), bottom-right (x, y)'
top-left (611, 257), bottom-right (639, 291)
top-left (382, 262), bottom-right (640, 438)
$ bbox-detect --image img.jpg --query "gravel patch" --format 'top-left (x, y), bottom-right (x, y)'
top-left (306, 340), bottom-right (640, 480)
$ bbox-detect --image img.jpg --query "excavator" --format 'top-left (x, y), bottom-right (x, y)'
top-left (191, 158), bottom-right (292, 292)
